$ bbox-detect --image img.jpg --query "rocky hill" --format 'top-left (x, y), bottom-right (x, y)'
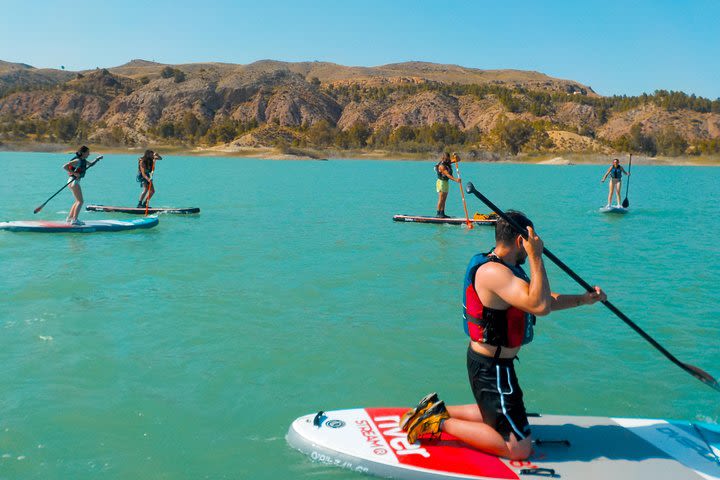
top-left (0, 60), bottom-right (75, 95)
top-left (0, 59), bottom-right (718, 156)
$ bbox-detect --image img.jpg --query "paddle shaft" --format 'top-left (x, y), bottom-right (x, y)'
top-left (33, 179), bottom-right (72, 213)
top-left (453, 160), bottom-right (473, 229)
top-left (465, 182), bottom-right (719, 392)
top-left (622, 154), bottom-right (632, 208)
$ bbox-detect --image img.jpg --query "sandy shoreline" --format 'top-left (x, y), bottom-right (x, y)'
top-left (1, 142), bottom-right (718, 166)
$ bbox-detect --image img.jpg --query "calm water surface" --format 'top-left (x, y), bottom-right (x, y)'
top-left (1, 152), bottom-right (718, 479)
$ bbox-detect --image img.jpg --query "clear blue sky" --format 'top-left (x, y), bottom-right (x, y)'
top-left (2, 0), bottom-right (719, 98)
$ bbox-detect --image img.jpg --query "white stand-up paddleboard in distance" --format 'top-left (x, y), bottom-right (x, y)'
top-left (0, 217), bottom-right (159, 233)
top-left (287, 408), bottom-right (720, 480)
top-left (599, 205), bottom-right (629, 214)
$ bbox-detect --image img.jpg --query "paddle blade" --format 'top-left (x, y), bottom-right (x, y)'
top-left (465, 182), bottom-right (476, 194)
top-left (622, 198), bottom-right (629, 208)
top-left (33, 206), bottom-right (42, 214)
top-left (683, 363), bottom-right (720, 392)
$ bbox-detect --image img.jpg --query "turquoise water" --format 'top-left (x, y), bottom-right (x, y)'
top-left (1, 152), bottom-right (718, 479)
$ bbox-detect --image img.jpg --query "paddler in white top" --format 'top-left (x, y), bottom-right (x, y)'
top-left (62, 145), bottom-right (102, 225)
top-left (401, 210), bottom-right (606, 460)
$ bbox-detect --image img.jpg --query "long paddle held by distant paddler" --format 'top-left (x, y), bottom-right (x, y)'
top-left (622, 154), bottom-right (632, 208)
top-left (34, 155), bottom-right (103, 214)
top-left (452, 152), bottom-right (473, 229)
top-left (465, 181), bottom-right (720, 393)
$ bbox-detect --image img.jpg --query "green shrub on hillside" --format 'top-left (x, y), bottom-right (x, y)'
top-left (160, 67), bottom-right (186, 83)
top-left (612, 123), bottom-right (657, 156)
top-left (492, 118), bottom-right (535, 155)
top-left (654, 128), bottom-right (688, 156)
top-left (335, 122), bottom-right (372, 148)
top-left (692, 138), bottom-right (720, 155)
top-left (306, 120), bottom-right (336, 146)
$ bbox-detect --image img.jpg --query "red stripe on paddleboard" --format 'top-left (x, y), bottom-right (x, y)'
top-left (37, 222), bottom-right (73, 228)
top-left (366, 408), bottom-right (518, 479)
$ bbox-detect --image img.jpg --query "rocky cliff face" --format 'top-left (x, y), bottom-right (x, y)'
top-left (597, 104), bottom-right (720, 141)
top-left (0, 90), bottom-right (107, 121)
top-left (0, 59), bottom-right (718, 152)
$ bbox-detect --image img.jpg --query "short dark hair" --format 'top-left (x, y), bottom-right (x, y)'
top-left (495, 210), bottom-right (533, 244)
top-left (76, 145), bottom-right (89, 156)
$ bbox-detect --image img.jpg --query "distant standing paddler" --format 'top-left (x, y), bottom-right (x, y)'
top-left (435, 152), bottom-right (461, 218)
top-left (601, 158), bottom-right (630, 207)
top-left (62, 145), bottom-right (102, 225)
top-left (137, 150), bottom-right (162, 208)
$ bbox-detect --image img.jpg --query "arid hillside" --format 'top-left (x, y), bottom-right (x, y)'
top-left (1, 59), bottom-right (718, 157)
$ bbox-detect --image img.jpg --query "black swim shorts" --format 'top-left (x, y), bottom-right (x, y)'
top-left (466, 345), bottom-right (531, 441)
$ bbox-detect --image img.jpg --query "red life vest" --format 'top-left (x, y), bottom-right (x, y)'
top-left (462, 252), bottom-right (536, 348)
top-left (68, 156), bottom-right (88, 178)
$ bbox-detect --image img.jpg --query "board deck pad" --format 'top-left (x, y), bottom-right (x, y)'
top-left (287, 408), bottom-right (720, 480)
top-left (599, 206), bottom-right (628, 214)
top-left (393, 214), bottom-right (496, 225)
top-left (86, 204), bottom-right (200, 214)
top-left (0, 217), bottom-right (159, 233)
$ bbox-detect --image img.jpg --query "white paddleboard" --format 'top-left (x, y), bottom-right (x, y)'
top-left (0, 217), bottom-right (159, 232)
top-left (287, 407), bottom-right (720, 480)
top-left (599, 206), bottom-right (629, 214)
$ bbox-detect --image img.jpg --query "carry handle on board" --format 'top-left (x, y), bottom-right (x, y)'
top-left (313, 411), bottom-right (327, 427)
top-left (519, 468), bottom-right (557, 477)
top-left (465, 181), bottom-right (720, 393)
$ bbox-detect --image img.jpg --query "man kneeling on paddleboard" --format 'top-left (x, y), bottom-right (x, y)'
top-left (401, 211), bottom-right (606, 460)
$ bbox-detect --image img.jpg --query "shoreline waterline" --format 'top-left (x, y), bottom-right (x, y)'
top-left (2, 143), bottom-right (719, 165)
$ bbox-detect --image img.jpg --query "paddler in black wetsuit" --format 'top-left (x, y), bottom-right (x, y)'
top-left (400, 211), bottom-right (606, 460)
top-left (137, 150), bottom-right (162, 208)
top-left (435, 152), bottom-right (461, 218)
top-left (601, 158), bottom-right (630, 208)
top-left (62, 145), bottom-right (102, 225)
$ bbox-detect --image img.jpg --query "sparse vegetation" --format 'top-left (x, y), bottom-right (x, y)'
top-left (0, 113), bottom-right (90, 142)
top-left (1, 61), bottom-right (718, 158)
top-left (160, 66), bottom-right (186, 83)
top-left (491, 118), bottom-right (535, 155)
